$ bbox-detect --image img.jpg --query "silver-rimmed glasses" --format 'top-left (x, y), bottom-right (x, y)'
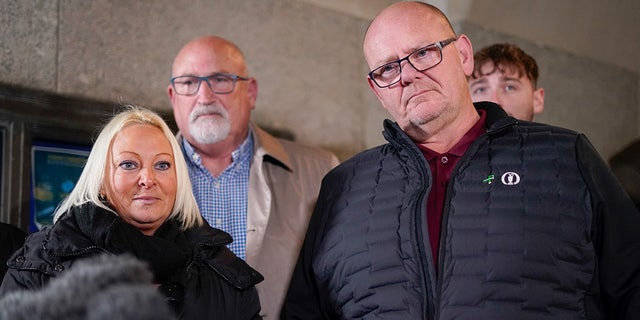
top-left (368, 37), bottom-right (457, 88)
top-left (170, 73), bottom-right (250, 95)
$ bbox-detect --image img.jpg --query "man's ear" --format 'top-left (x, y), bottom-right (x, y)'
top-left (167, 85), bottom-right (175, 104)
top-left (455, 34), bottom-right (474, 77)
top-left (247, 78), bottom-right (258, 110)
top-left (533, 87), bottom-right (545, 115)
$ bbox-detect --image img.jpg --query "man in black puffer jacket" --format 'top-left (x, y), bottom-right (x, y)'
top-left (281, 2), bottom-right (640, 320)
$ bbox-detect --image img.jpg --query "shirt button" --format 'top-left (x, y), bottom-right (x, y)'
top-left (441, 156), bottom-right (448, 164)
top-left (216, 219), bottom-right (222, 226)
top-left (214, 182), bottom-right (221, 188)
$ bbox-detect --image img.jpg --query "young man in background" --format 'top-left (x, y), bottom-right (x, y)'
top-left (469, 43), bottom-right (544, 121)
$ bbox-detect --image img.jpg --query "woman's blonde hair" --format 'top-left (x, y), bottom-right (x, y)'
top-left (53, 105), bottom-right (203, 230)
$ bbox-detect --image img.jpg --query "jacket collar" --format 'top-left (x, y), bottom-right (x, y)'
top-left (250, 122), bottom-right (293, 172)
top-left (475, 101), bottom-right (518, 133)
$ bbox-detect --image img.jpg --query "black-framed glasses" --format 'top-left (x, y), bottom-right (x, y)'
top-left (170, 73), bottom-right (250, 95)
top-left (368, 38), bottom-right (457, 88)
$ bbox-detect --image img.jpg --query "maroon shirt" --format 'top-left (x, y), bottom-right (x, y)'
top-left (416, 110), bottom-right (486, 268)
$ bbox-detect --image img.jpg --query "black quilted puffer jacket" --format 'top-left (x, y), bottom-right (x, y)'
top-left (282, 102), bottom-right (640, 320)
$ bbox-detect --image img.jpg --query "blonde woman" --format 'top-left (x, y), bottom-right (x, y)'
top-left (0, 106), bottom-right (263, 319)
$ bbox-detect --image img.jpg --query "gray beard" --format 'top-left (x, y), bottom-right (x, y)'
top-left (189, 105), bottom-right (231, 145)
top-left (190, 117), bottom-right (230, 145)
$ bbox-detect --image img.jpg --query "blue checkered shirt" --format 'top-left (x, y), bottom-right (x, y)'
top-left (181, 134), bottom-right (253, 260)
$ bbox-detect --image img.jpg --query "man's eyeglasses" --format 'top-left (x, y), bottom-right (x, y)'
top-left (170, 73), bottom-right (250, 96)
top-left (368, 38), bottom-right (457, 88)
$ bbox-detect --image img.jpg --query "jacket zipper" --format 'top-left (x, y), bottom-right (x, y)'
top-left (433, 118), bottom-right (514, 319)
top-left (400, 135), bottom-right (437, 320)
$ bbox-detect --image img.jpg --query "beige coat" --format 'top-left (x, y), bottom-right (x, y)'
top-left (243, 123), bottom-right (339, 319)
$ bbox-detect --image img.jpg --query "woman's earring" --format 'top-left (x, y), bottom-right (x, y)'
top-left (98, 193), bottom-right (109, 205)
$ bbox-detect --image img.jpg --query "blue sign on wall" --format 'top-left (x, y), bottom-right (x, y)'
top-left (30, 141), bottom-right (90, 232)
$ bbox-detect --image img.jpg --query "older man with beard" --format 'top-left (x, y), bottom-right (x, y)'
top-left (167, 35), bottom-right (339, 320)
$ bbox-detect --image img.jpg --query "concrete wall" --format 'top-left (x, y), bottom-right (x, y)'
top-left (1, 0), bottom-right (386, 160)
top-left (1, 0), bottom-right (638, 161)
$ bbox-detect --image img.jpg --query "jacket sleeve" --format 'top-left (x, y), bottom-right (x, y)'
top-left (0, 266), bottom-right (29, 295)
top-left (0, 259), bottom-right (53, 297)
top-left (280, 182), bottom-right (332, 320)
top-left (577, 134), bottom-right (640, 319)
top-left (0, 237), bottom-right (51, 297)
